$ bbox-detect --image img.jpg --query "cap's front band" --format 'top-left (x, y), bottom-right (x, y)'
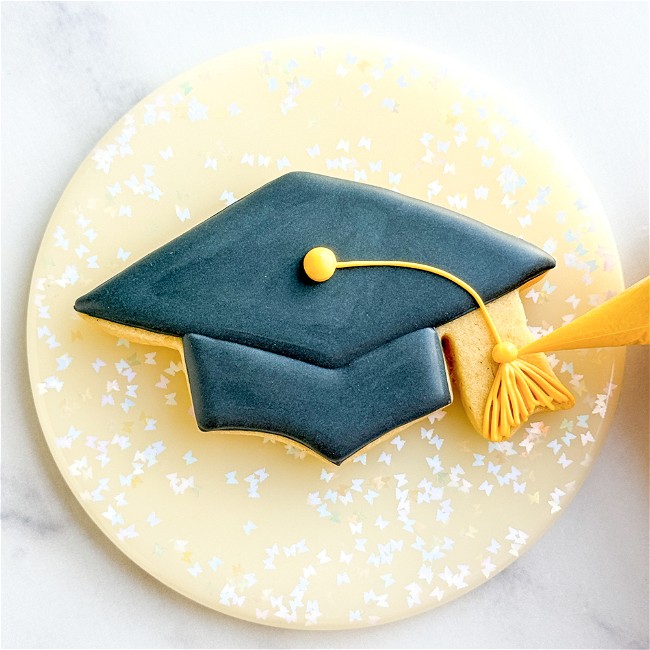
top-left (303, 246), bottom-right (573, 442)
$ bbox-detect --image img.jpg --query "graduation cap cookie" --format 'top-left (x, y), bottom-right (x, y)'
top-left (75, 171), bottom-right (576, 464)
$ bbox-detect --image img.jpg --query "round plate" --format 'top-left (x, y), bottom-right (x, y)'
top-left (27, 37), bottom-right (625, 629)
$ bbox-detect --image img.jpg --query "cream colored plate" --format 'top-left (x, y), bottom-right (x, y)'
top-left (27, 37), bottom-right (624, 629)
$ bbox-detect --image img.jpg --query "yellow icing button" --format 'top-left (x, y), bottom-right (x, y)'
top-left (303, 247), bottom-right (337, 282)
top-left (491, 341), bottom-right (518, 363)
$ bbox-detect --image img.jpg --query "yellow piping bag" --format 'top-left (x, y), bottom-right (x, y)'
top-left (519, 276), bottom-right (649, 355)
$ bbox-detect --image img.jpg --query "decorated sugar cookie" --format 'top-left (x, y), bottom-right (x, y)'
top-left (74, 171), bottom-right (583, 463)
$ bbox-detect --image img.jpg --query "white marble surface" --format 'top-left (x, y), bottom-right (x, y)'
top-left (1, 2), bottom-right (648, 648)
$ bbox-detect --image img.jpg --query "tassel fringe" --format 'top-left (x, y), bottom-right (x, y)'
top-left (483, 355), bottom-right (575, 442)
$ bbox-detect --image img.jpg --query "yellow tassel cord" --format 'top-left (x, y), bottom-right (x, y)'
top-left (303, 247), bottom-right (574, 442)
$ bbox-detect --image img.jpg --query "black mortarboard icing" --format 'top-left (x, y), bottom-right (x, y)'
top-left (75, 172), bottom-right (555, 464)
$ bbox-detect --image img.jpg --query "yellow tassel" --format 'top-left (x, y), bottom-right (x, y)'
top-left (483, 351), bottom-right (575, 441)
top-left (303, 249), bottom-right (577, 442)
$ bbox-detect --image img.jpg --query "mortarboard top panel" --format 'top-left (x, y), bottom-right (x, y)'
top-left (74, 172), bottom-right (555, 370)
